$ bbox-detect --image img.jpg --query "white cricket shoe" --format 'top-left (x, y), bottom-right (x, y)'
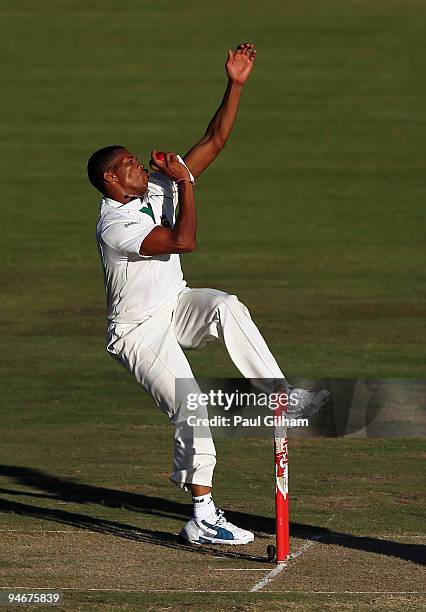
top-left (287, 387), bottom-right (331, 419)
top-left (179, 508), bottom-right (254, 545)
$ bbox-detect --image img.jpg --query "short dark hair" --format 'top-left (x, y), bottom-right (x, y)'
top-left (87, 145), bottom-right (126, 194)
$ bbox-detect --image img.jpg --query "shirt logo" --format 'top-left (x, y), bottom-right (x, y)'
top-left (139, 202), bottom-right (156, 223)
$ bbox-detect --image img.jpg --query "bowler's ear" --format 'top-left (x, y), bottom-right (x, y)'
top-left (103, 170), bottom-right (118, 184)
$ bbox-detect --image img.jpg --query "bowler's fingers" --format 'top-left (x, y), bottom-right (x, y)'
top-left (150, 149), bottom-right (166, 171)
top-left (236, 42), bottom-right (255, 52)
top-left (165, 152), bottom-right (176, 165)
top-left (235, 42), bottom-right (256, 61)
top-left (150, 151), bottom-right (177, 173)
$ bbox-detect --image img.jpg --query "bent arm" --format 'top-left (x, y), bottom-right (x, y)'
top-left (183, 43), bottom-right (256, 178)
top-left (140, 180), bottom-right (196, 255)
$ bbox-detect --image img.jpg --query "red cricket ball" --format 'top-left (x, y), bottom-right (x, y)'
top-left (155, 152), bottom-right (165, 161)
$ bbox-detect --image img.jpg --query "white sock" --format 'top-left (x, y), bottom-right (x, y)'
top-left (192, 493), bottom-right (216, 522)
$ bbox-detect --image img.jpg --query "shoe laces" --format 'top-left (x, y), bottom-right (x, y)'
top-left (213, 508), bottom-right (227, 526)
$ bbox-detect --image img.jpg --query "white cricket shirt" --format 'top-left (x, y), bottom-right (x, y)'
top-left (96, 168), bottom-right (192, 325)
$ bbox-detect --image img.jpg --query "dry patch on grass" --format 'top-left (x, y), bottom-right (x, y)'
top-left (1, 529), bottom-right (423, 604)
top-left (267, 538), bottom-right (424, 594)
top-left (0, 530), bottom-right (271, 593)
top-left (63, 591), bottom-right (426, 612)
top-left (302, 495), bottom-right (362, 511)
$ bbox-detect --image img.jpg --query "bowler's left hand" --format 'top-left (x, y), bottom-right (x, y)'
top-left (226, 42), bottom-right (256, 85)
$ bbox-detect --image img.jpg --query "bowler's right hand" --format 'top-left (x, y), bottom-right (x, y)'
top-left (150, 150), bottom-right (190, 182)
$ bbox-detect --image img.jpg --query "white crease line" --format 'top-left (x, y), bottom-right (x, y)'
top-left (250, 536), bottom-right (322, 593)
top-left (291, 537), bottom-right (321, 560)
top-left (0, 587), bottom-right (423, 594)
top-left (249, 513), bottom-right (338, 593)
top-left (211, 569), bottom-right (267, 572)
top-left (249, 562), bottom-right (287, 592)
top-left (0, 530), bottom-right (83, 534)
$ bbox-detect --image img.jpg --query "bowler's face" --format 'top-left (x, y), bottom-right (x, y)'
top-left (111, 149), bottom-right (149, 196)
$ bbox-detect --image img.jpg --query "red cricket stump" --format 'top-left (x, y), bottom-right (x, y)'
top-left (274, 393), bottom-right (290, 563)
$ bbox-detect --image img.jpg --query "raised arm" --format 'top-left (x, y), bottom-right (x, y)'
top-left (183, 43), bottom-right (256, 178)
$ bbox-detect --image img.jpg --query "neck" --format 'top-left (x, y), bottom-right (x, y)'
top-left (106, 189), bottom-right (143, 205)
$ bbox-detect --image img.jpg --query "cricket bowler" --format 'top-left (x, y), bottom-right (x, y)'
top-left (87, 43), bottom-right (329, 545)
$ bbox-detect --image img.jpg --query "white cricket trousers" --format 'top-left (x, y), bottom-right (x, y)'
top-left (107, 288), bottom-right (285, 490)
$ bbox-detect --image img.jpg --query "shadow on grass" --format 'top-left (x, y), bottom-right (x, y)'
top-left (0, 465), bottom-right (424, 566)
top-left (0, 497), bottom-right (268, 563)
